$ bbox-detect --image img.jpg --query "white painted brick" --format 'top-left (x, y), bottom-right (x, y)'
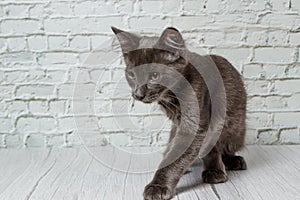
top-left (25, 133), bottom-right (45, 147)
top-left (257, 129), bottom-right (278, 144)
top-left (0, 52), bottom-right (35, 64)
top-left (49, 100), bottom-right (65, 115)
top-left (162, 0), bottom-right (181, 13)
top-left (287, 94), bottom-right (300, 108)
top-left (265, 96), bottom-right (287, 109)
top-left (69, 36), bottom-right (89, 51)
top-left (93, 100), bottom-right (111, 114)
top-left (90, 69), bottom-right (111, 83)
top-left (46, 2), bottom-right (74, 16)
top-left (275, 80), bottom-right (300, 94)
top-left (247, 96), bottom-right (265, 110)
top-left (129, 16), bottom-right (171, 31)
top-left (6, 101), bottom-right (28, 117)
top-left (15, 85), bottom-right (55, 99)
top-left (247, 112), bottom-right (270, 129)
top-left (73, 1), bottom-right (116, 16)
top-left (27, 35), bottom-right (47, 51)
top-left (0, 38), bottom-right (7, 53)
top-left (0, 118), bottom-right (12, 132)
top-left (44, 17), bottom-right (123, 33)
top-left (1, 19), bottom-right (42, 35)
top-left (245, 80), bottom-right (270, 95)
top-left (211, 48), bottom-right (251, 66)
top-left (0, 85), bottom-right (14, 99)
top-left (0, 70), bottom-right (4, 83)
top-left (291, 0), bottom-right (300, 10)
top-left (243, 64), bottom-right (265, 78)
top-left (29, 101), bottom-right (48, 114)
top-left (28, 4), bottom-right (45, 18)
top-left (183, 0), bottom-right (205, 15)
top-left (253, 48), bottom-right (294, 64)
top-left (288, 33), bottom-right (300, 46)
top-left (43, 70), bottom-right (67, 83)
top-left (7, 37), bottom-right (26, 52)
top-left (16, 117), bottom-right (56, 132)
top-left (90, 35), bottom-right (111, 50)
top-left (4, 4), bottom-right (29, 17)
top-left (259, 14), bottom-right (299, 29)
top-left (142, 1), bottom-right (163, 13)
top-left (57, 117), bottom-right (76, 132)
top-left (263, 65), bottom-right (286, 79)
top-left (273, 112), bottom-right (300, 127)
top-left (116, 0), bottom-right (133, 14)
top-left (48, 36), bottom-right (68, 50)
top-left (245, 31), bottom-right (268, 46)
top-left (279, 129), bottom-right (300, 144)
top-left (172, 16), bottom-right (213, 31)
top-left (287, 64), bottom-right (300, 77)
top-left (67, 68), bottom-right (89, 83)
top-left (38, 52), bottom-right (77, 65)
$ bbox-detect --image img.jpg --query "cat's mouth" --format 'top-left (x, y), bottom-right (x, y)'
top-left (141, 94), bottom-right (159, 103)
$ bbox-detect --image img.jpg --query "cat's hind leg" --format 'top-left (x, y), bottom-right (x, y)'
top-left (202, 147), bottom-right (228, 184)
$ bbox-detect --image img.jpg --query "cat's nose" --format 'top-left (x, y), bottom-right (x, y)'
top-left (133, 93), bottom-right (145, 101)
top-left (133, 88), bottom-right (145, 101)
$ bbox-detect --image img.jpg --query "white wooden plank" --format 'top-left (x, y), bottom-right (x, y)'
top-left (0, 146), bottom-right (299, 200)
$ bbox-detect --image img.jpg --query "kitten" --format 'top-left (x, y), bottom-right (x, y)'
top-left (112, 27), bottom-right (247, 200)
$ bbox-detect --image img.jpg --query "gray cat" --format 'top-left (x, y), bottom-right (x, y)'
top-left (112, 27), bottom-right (247, 200)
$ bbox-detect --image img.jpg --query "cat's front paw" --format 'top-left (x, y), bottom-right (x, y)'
top-left (143, 183), bottom-right (174, 200)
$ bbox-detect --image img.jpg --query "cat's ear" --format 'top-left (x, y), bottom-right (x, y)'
top-left (111, 26), bottom-right (140, 54)
top-left (156, 27), bottom-right (186, 58)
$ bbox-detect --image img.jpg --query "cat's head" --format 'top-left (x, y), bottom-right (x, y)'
top-left (112, 27), bottom-right (188, 103)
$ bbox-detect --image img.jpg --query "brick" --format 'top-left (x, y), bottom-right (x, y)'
top-left (0, 52), bottom-right (35, 64)
top-left (0, 38), bottom-right (6, 52)
top-left (49, 100), bottom-right (65, 115)
top-left (265, 96), bottom-right (287, 109)
top-left (27, 35), bottom-right (47, 51)
top-left (7, 37), bottom-right (26, 52)
top-left (16, 117), bottom-right (56, 132)
top-left (263, 65), bottom-right (286, 79)
top-left (69, 36), bottom-right (89, 51)
top-left (0, 85), bottom-right (14, 99)
top-left (73, 1), bottom-right (116, 15)
top-left (6, 101), bottom-right (28, 117)
top-left (257, 129), bottom-right (278, 144)
top-left (172, 16), bottom-right (213, 31)
top-left (48, 36), bottom-right (68, 50)
top-left (273, 112), bottom-right (300, 127)
top-left (16, 85), bottom-right (55, 99)
top-left (287, 94), bottom-right (300, 108)
top-left (67, 68), bottom-right (90, 83)
top-left (245, 80), bottom-right (270, 95)
top-left (259, 14), bottom-right (299, 29)
top-left (279, 129), bottom-right (300, 144)
top-left (90, 35), bottom-right (111, 50)
top-left (142, 1), bottom-right (163, 13)
top-left (0, 118), bottom-right (12, 132)
top-left (45, 2), bottom-right (74, 16)
top-left (247, 96), bottom-right (265, 110)
top-left (44, 17), bottom-right (123, 33)
top-left (57, 117), bottom-right (76, 132)
top-left (247, 112), bottom-right (270, 129)
top-left (116, 0), bottom-right (133, 14)
top-left (29, 101), bottom-right (48, 114)
top-left (211, 48), bottom-right (251, 66)
top-left (275, 80), bottom-right (300, 94)
top-left (288, 33), bottom-right (300, 46)
top-left (29, 4), bottom-right (45, 18)
top-left (38, 52), bottom-right (77, 65)
top-left (1, 19), bottom-right (42, 35)
top-left (25, 133), bottom-right (45, 147)
top-left (253, 48), bottom-right (294, 64)
top-left (129, 16), bottom-right (171, 31)
top-left (4, 4), bottom-right (29, 17)
top-left (243, 64), bottom-right (265, 78)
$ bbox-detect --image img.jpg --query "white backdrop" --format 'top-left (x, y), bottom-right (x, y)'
top-left (0, 0), bottom-right (299, 148)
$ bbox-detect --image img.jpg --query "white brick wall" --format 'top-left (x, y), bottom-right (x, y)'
top-left (0, 0), bottom-right (299, 148)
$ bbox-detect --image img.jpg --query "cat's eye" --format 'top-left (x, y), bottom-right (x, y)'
top-left (127, 71), bottom-right (135, 79)
top-left (150, 72), bottom-right (160, 81)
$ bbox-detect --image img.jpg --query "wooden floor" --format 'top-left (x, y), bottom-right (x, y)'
top-left (0, 145), bottom-right (299, 200)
